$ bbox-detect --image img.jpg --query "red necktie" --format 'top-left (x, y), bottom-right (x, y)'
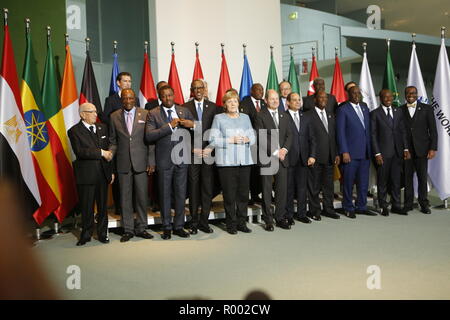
top-left (255, 100), bottom-right (261, 112)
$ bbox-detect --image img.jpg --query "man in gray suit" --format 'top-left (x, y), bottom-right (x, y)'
top-left (145, 85), bottom-right (195, 240)
top-left (109, 88), bottom-right (155, 242)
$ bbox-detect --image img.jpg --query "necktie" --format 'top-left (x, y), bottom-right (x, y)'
top-left (294, 112), bottom-right (300, 132)
top-left (320, 111), bottom-right (328, 133)
top-left (197, 102), bottom-right (203, 120)
top-left (167, 109), bottom-right (173, 122)
top-left (387, 107), bottom-right (394, 126)
top-left (126, 112), bottom-right (133, 135)
top-left (255, 100), bottom-right (261, 112)
top-left (89, 125), bottom-right (95, 133)
top-left (272, 111), bottom-right (278, 128)
top-left (355, 105), bottom-right (365, 128)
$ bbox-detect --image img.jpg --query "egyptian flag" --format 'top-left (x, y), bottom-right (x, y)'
top-left (79, 51), bottom-right (102, 117)
top-left (0, 20), bottom-right (40, 218)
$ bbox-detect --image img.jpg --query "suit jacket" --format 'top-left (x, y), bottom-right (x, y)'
top-left (68, 121), bottom-right (112, 185)
top-left (285, 110), bottom-right (317, 167)
top-left (183, 99), bottom-right (222, 149)
top-left (309, 108), bottom-right (338, 165)
top-left (336, 101), bottom-right (371, 159)
top-left (145, 105), bottom-right (194, 170)
top-left (109, 107), bottom-right (154, 173)
top-left (400, 102), bottom-right (438, 157)
top-left (239, 96), bottom-right (267, 129)
top-left (145, 99), bottom-right (160, 111)
top-left (102, 92), bottom-right (140, 125)
top-left (371, 106), bottom-right (408, 159)
top-left (302, 94), bottom-right (338, 114)
top-left (255, 108), bottom-right (292, 168)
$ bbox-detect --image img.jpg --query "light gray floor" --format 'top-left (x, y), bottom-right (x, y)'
top-left (34, 196), bottom-right (450, 300)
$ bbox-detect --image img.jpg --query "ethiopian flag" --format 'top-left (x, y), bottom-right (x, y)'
top-left (21, 28), bottom-right (60, 225)
top-left (41, 34), bottom-right (78, 223)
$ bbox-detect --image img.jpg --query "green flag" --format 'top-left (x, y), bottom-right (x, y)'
top-left (288, 55), bottom-right (301, 94)
top-left (382, 46), bottom-right (400, 107)
top-left (266, 53), bottom-right (279, 92)
top-left (42, 37), bottom-right (61, 120)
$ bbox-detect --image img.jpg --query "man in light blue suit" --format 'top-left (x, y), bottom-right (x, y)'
top-left (336, 86), bottom-right (376, 218)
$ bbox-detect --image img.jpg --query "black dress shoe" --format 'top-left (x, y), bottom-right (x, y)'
top-left (420, 206), bottom-right (431, 214)
top-left (344, 211), bottom-right (356, 219)
top-left (189, 227), bottom-right (198, 235)
top-left (98, 237), bottom-right (110, 244)
top-left (198, 226), bottom-right (214, 233)
top-left (356, 209), bottom-right (377, 216)
top-left (237, 225), bottom-right (252, 233)
top-left (264, 224), bottom-right (274, 232)
top-left (120, 233), bottom-right (134, 242)
top-left (391, 207), bottom-right (407, 215)
top-left (136, 231), bottom-right (154, 239)
top-left (311, 214), bottom-right (321, 221)
top-left (323, 211), bottom-right (340, 219)
top-left (161, 230), bottom-right (171, 240)
top-left (296, 216), bottom-right (312, 224)
top-left (76, 238), bottom-right (91, 246)
top-left (404, 205), bottom-right (413, 212)
top-left (173, 229), bottom-right (190, 238)
top-left (275, 219), bottom-right (291, 230)
top-left (227, 228), bottom-right (237, 235)
top-left (287, 218), bottom-right (295, 226)
top-left (380, 208), bottom-right (390, 216)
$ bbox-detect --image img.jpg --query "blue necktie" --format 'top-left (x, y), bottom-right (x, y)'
top-left (387, 107), bottom-right (394, 126)
top-left (355, 105), bottom-right (365, 128)
top-left (167, 109), bottom-right (173, 122)
top-left (197, 102), bottom-right (203, 120)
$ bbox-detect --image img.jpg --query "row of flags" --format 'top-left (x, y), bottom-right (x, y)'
top-left (1, 11), bottom-right (449, 227)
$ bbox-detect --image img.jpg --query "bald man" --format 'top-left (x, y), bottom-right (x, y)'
top-left (68, 103), bottom-right (114, 246)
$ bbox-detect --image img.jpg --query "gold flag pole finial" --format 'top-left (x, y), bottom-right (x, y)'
top-left (441, 26), bottom-right (446, 39)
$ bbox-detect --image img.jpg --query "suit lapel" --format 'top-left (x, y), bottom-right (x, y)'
top-left (132, 109), bottom-right (141, 136)
top-left (119, 110), bottom-right (130, 137)
top-left (379, 108), bottom-right (393, 128)
top-left (313, 109), bottom-right (330, 134)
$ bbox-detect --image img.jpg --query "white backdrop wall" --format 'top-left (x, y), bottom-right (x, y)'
top-left (152, 0), bottom-right (283, 103)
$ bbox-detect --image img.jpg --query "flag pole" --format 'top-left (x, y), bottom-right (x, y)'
top-left (3, 8), bottom-right (8, 26)
top-left (441, 26), bottom-right (447, 210)
top-left (65, 33), bottom-right (69, 46)
top-left (335, 46), bottom-right (339, 57)
top-left (195, 41), bottom-right (199, 55)
top-left (312, 46), bottom-right (315, 58)
top-left (113, 40), bottom-right (117, 54)
top-left (85, 37), bottom-right (90, 54)
top-left (243, 43), bottom-right (246, 57)
top-left (171, 41), bottom-right (175, 55)
top-left (144, 40), bottom-right (148, 54)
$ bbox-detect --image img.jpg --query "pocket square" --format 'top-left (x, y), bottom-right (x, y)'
top-left (101, 136), bottom-right (106, 139)
top-left (138, 120), bottom-right (146, 123)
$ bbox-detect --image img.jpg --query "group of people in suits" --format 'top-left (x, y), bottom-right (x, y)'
top-left (68, 70), bottom-right (438, 245)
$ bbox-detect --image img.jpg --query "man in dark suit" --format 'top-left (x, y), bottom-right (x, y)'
top-left (240, 83), bottom-right (267, 204)
top-left (102, 72), bottom-right (140, 125)
top-left (256, 89), bottom-right (292, 231)
top-left (308, 90), bottom-right (341, 221)
top-left (337, 86), bottom-right (375, 218)
top-left (285, 92), bottom-right (317, 224)
top-left (145, 81), bottom-right (168, 111)
top-left (68, 103), bottom-right (113, 246)
top-left (183, 79), bottom-right (221, 234)
top-left (302, 78), bottom-right (338, 114)
top-left (400, 86), bottom-right (438, 214)
top-left (371, 89), bottom-right (410, 216)
top-left (109, 88), bottom-right (154, 242)
top-left (337, 81), bottom-right (357, 108)
top-left (278, 81), bottom-right (292, 112)
top-left (146, 85), bottom-right (195, 240)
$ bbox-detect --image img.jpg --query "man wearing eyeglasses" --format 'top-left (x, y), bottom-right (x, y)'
top-left (68, 103), bottom-right (114, 246)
